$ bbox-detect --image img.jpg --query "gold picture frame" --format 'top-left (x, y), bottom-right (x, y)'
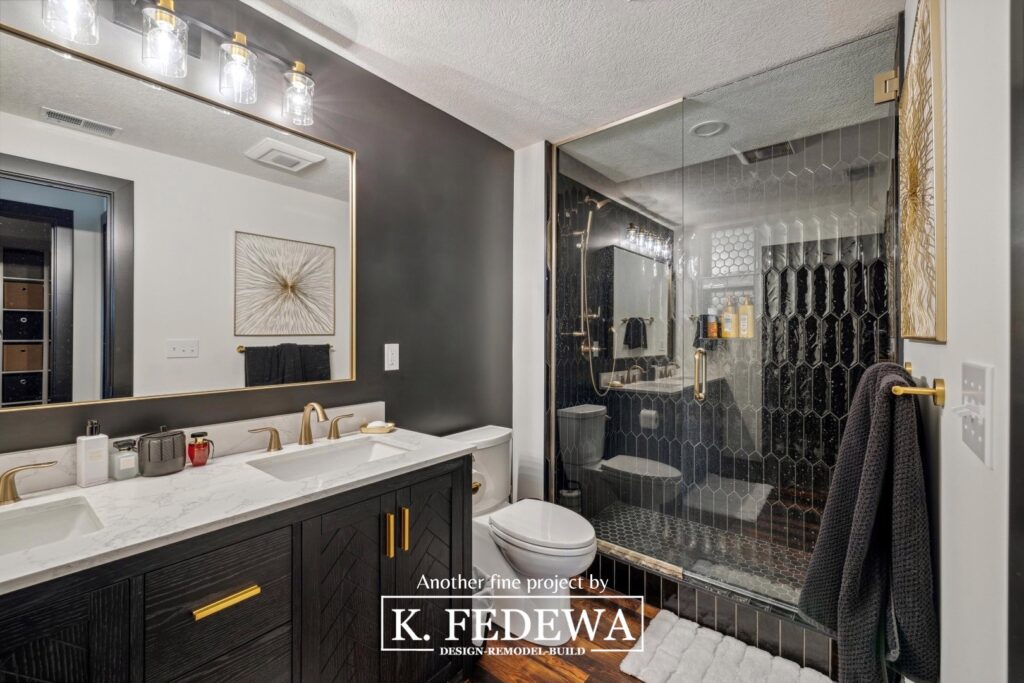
top-left (899, 0), bottom-right (947, 342)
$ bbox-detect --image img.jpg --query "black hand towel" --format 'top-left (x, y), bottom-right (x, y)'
top-left (798, 362), bottom-right (939, 683)
top-left (299, 344), bottom-right (331, 381)
top-left (243, 345), bottom-right (281, 387)
top-left (278, 344), bottom-right (303, 384)
top-left (623, 317), bottom-right (648, 349)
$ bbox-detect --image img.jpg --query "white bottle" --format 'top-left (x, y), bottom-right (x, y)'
top-left (77, 419), bottom-right (109, 487)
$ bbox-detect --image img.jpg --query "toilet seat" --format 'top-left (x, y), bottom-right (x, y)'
top-left (490, 525), bottom-right (597, 557)
top-left (488, 499), bottom-right (595, 550)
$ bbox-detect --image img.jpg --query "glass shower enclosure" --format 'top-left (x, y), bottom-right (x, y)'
top-left (548, 30), bottom-right (900, 611)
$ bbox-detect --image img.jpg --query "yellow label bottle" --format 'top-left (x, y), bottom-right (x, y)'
top-left (721, 297), bottom-right (737, 339)
top-left (739, 296), bottom-right (754, 338)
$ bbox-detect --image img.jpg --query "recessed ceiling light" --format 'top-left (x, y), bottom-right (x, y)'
top-left (690, 120), bottom-right (727, 138)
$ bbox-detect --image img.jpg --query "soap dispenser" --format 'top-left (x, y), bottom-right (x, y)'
top-left (77, 419), bottom-right (109, 487)
top-left (109, 439), bottom-right (139, 480)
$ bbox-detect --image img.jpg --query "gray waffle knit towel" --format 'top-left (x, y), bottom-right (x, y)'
top-left (798, 362), bottom-right (939, 683)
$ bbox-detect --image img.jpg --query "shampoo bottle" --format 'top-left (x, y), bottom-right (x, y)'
top-left (739, 296), bottom-right (755, 338)
top-left (77, 419), bottom-right (109, 487)
top-left (721, 297), bottom-right (737, 339)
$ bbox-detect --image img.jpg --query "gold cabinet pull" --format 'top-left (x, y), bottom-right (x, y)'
top-left (693, 348), bottom-right (707, 401)
top-left (385, 512), bottom-right (396, 558)
top-left (400, 506), bottom-right (411, 552)
top-left (192, 585), bottom-right (261, 621)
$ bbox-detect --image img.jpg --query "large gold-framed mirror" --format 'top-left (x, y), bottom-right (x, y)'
top-left (0, 27), bottom-right (355, 411)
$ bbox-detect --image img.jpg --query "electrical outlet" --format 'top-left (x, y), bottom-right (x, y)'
top-left (384, 343), bottom-right (399, 371)
top-left (166, 338), bottom-right (198, 358)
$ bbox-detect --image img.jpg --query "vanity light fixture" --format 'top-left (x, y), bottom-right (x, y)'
top-left (142, 0), bottom-right (188, 79)
top-left (43, 0), bottom-right (98, 45)
top-left (220, 31), bottom-right (258, 104)
top-left (283, 61), bottom-right (315, 126)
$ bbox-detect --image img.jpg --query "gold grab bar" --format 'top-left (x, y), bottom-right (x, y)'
top-left (401, 507), bottom-right (411, 552)
top-left (237, 344), bottom-right (333, 353)
top-left (892, 363), bottom-right (945, 407)
top-left (385, 512), bottom-right (396, 558)
top-left (693, 348), bottom-right (707, 401)
top-left (192, 585), bottom-right (261, 621)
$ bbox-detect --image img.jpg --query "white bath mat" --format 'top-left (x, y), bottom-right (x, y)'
top-left (620, 609), bottom-right (830, 683)
top-left (685, 474), bottom-right (772, 523)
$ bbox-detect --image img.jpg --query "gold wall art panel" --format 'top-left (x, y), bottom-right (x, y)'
top-left (899, 0), bottom-right (946, 342)
top-left (234, 231), bottom-right (336, 336)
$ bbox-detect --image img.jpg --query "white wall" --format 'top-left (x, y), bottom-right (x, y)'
top-left (0, 112), bottom-right (352, 397)
top-left (512, 141), bottom-right (546, 500)
top-left (0, 179), bottom-right (105, 401)
top-left (902, 1), bottom-right (1011, 681)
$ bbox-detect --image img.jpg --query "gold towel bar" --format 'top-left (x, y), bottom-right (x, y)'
top-left (192, 585), bottom-right (261, 621)
top-left (237, 344), bottom-right (334, 353)
top-left (893, 362), bottom-right (945, 407)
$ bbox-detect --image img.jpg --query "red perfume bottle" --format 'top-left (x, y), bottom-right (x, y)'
top-left (187, 432), bottom-right (215, 466)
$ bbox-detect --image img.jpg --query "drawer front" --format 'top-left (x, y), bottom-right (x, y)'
top-left (3, 281), bottom-right (45, 310)
top-left (171, 624), bottom-right (291, 683)
top-left (144, 527), bottom-right (292, 682)
top-left (2, 372), bottom-right (43, 403)
top-left (3, 310), bottom-right (44, 340)
top-left (3, 343), bottom-right (43, 371)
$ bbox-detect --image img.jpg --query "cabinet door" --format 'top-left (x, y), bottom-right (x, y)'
top-left (301, 494), bottom-right (392, 683)
top-left (393, 471), bottom-right (467, 683)
top-left (0, 581), bottom-right (131, 682)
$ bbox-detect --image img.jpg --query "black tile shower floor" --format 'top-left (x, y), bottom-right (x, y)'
top-left (590, 501), bottom-right (811, 606)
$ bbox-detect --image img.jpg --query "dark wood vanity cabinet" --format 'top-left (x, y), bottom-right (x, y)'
top-left (301, 470), bottom-right (466, 683)
top-left (0, 456), bottom-right (471, 683)
top-left (0, 580), bottom-right (131, 682)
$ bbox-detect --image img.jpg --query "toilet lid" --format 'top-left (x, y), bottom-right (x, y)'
top-left (602, 455), bottom-right (682, 479)
top-left (488, 499), bottom-right (595, 549)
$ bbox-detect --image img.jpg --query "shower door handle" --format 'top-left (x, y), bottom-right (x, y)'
top-left (693, 348), bottom-right (707, 401)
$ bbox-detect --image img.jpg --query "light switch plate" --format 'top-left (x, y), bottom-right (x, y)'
top-left (384, 343), bottom-right (399, 371)
top-left (961, 361), bottom-right (994, 467)
top-left (166, 338), bottom-right (198, 358)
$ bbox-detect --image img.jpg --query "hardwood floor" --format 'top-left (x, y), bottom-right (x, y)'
top-left (467, 588), bottom-right (656, 683)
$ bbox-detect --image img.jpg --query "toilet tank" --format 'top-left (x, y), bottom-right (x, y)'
top-left (444, 426), bottom-right (512, 516)
top-left (557, 404), bottom-right (607, 466)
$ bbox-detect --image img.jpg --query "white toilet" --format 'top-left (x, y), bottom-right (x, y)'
top-left (445, 426), bottom-right (597, 646)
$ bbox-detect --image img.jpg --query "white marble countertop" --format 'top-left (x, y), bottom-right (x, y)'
top-left (0, 429), bottom-right (472, 596)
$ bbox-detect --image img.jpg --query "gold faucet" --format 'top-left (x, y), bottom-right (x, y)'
top-left (327, 413), bottom-right (355, 440)
top-left (248, 427), bottom-right (282, 452)
top-left (298, 402), bottom-right (328, 445)
top-left (0, 461), bottom-right (57, 506)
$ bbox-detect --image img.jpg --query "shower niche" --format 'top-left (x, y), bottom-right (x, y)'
top-left (549, 27), bottom-right (900, 624)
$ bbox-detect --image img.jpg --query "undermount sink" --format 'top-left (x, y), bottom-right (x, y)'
top-left (249, 436), bottom-right (411, 482)
top-left (0, 497), bottom-right (103, 556)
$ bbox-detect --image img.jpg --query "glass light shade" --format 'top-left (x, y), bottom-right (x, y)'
top-left (220, 39), bottom-right (258, 104)
top-left (142, 5), bottom-right (188, 78)
top-left (283, 68), bottom-right (315, 126)
top-left (43, 0), bottom-right (98, 45)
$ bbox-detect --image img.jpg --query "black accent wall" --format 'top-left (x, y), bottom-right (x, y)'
top-left (0, 1), bottom-right (512, 452)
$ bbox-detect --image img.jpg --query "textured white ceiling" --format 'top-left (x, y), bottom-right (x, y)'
top-left (0, 33), bottom-right (350, 199)
top-left (247, 0), bottom-right (903, 149)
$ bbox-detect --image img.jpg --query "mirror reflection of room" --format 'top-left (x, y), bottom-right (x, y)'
top-left (0, 30), bottom-right (354, 407)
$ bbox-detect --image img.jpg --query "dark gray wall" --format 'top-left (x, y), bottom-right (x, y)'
top-left (0, 0), bottom-right (513, 452)
top-left (1008, 0), bottom-right (1023, 678)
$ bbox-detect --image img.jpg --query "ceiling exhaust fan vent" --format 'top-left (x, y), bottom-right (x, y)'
top-left (40, 107), bottom-right (121, 138)
top-left (244, 138), bottom-right (325, 173)
top-left (732, 140), bottom-right (795, 165)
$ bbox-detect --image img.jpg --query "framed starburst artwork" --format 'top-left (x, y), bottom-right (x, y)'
top-left (899, 0), bottom-right (946, 342)
top-left (234, 231), bottom-right (335, 335)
